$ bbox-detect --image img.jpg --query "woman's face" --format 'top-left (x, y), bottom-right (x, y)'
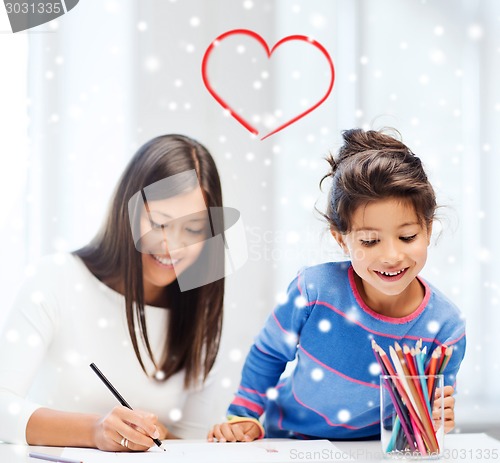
top-left (139, 187), bottom-right (209, 302)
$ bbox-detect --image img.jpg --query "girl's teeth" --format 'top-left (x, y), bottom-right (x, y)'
top-left (379, 269), bottom-right (404, 276)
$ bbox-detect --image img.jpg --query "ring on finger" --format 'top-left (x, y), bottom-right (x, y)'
top-left (120, 437), bottom-right (129, 448)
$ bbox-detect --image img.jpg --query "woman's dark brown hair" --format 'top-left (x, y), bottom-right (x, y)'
top-left (74, 134), bottom-right (224, 388)
top-left (320, 128), bottom-right (436, 233)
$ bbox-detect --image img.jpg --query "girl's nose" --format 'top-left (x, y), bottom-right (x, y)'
top-left (381, 240), bottom-right (403, 264)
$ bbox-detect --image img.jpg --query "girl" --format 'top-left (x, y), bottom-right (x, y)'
top-left (208, 128), bottom-right (466, 442)
top-left (0, 134), bottom-right (225, 450)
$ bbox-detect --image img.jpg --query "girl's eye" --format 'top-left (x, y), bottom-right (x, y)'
top-left (400, 234), bottom-right (417, 242)
top-left (360, 239), bottom-right (378, 247)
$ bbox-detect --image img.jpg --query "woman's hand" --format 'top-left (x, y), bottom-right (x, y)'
top-left (92, 406), bottom-right (163, 451)
top-left (207, 421), bottom-right (261, 443)
top-left (433, 385), bottom-right (455, 434)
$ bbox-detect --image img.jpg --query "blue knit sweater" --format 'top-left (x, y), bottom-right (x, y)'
top-left (228, 261), bottom-right (466, 439)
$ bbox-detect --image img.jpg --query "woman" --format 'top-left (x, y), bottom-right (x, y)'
top-left (0, 134), bottom-right (225, 451)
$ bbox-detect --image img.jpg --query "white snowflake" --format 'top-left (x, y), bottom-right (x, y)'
top-left (285, 332), bottom-right (298, 346)
top-left (275, 292), bottom-right (288, 305)
top-left (169, 408), bottom-right (182, 421)
top-left (318, 319), bottom-right (331, 332)
top-left (309, 13), bottom-right (327, 29)
top-left (155, 370), bottom-right (166, 381)
top-left (65, 350), bottom-right (80, 365)
top-left (311, 368), bottom-right (324, 381)
top-left (286, 231), bottom-right (300, 244)
top-left (434, 25), bottom-right (444, 36)
top-left (294, 296), bottom-right (307, 308)
top-left (427, 320), bottom-right (440, 334)
top-left (27, 334), bottom-right (41, 347)
top-left (221, 377), bottom-right (232, 388)
top-left (8, 402), bottom-right (21, 415)
top-left (229, 349), bottom-right (242, 362)
top-left (467, 24), bottom-right (483, 41)
top-left (337, 409), bottom-right (351, 422)
top-left (31, 291), bottom-right (45, 304)
top-left (144, 56), bottom-right (160, 72)
top-left (189, 17), bottom-right (200, 27)
top-left (369, 362), bottom-right (381, 376)
top-left (266, 388), bottom-right (278, 400)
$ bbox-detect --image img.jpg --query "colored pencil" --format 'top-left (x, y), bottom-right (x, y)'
top-left (372, 339), bottom-right (453, 456)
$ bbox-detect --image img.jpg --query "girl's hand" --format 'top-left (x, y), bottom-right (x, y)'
top-left (92, 406), bottom-right (163, 451)
top-left (207, 421), bottom-right (261, 443)
top-left (432, 385), bottom-right (455, 434)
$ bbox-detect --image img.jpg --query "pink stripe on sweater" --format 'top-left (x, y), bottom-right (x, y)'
top-left (299, 345), bottom-right (379, 389)
top-left (348, 266), bottom-right (430, 324)
top-left (296, 266), bottom-right (458, 344)
top-left (292, 387), bottom-right (371, 430)
top-left (239, 385), bottom-right (267, 397)
top-left (231, 397), bottom-right (264, 415)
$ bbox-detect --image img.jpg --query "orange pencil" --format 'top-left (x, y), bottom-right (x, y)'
top-left (426, 348), bottom-right (441, 396)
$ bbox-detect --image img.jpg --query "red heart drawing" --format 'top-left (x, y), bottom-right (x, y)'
top-left (202, 29), bottom-right (335, 141)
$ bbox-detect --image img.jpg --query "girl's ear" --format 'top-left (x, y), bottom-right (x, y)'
top-left (426, 221), bottom-right (433, 246)
top-left (330, 229), bottom-right (349, 255)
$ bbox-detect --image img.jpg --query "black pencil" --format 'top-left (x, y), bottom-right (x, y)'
top-left (89, 363), bottom-right (165, 451)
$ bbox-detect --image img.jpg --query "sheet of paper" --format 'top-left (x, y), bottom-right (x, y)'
top-left (62, 439), bottom-right (353, 463)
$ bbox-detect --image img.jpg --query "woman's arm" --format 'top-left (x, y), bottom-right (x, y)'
top-left (26, 406), bottom-right (164, 451)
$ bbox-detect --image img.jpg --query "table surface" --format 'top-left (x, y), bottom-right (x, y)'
top-left (2, 433), bottom-right (499, 462)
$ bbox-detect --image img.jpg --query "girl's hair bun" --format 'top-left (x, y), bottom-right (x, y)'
top-left (320, 128), bottom-right (436, 233)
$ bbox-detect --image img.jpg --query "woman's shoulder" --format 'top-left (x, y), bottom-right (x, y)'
top-left (30, 252), bottom-right (87, 279)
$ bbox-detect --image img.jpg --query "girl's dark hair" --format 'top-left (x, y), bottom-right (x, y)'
top-left (320, 128), bottom-right (436, 233)
top-left (74, 134), bottom-right (224, 388)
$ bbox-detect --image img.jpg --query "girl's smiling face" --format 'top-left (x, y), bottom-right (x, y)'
top-left (332, 197), bottom-right (432, 315)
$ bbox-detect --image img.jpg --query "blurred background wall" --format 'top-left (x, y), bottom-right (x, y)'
top-left (1, 0), bottom-right (499, 434)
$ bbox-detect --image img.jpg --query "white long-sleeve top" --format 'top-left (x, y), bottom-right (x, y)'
top-left (0, 253), bottom-right (221, 444)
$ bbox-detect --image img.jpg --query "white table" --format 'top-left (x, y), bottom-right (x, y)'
top-left (1, 434), bottom-right (499, 462)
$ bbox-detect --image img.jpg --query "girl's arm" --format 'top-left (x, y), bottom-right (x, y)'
top-left (209, 272), bottom-right (313, 441)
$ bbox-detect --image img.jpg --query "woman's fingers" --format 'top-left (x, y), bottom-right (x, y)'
top-left (93, 406), bottom-right (161, 451)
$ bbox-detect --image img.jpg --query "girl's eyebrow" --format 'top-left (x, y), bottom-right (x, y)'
top-left (353, 222), bottom-right (420, 232)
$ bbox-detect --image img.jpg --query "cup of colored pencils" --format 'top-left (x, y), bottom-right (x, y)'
top-left (373, 340), bottom-right (451, 459)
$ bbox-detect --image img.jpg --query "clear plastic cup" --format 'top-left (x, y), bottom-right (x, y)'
top-left (380, 374), bottom-right (444, 459)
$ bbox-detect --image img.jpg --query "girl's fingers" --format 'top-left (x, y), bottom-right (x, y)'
top-left (209, 424), bottom-right (227, 442)
top-left (207, 422), bottom-right (261, 443)
top-left (433, 385), bottom-right (454, 399)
